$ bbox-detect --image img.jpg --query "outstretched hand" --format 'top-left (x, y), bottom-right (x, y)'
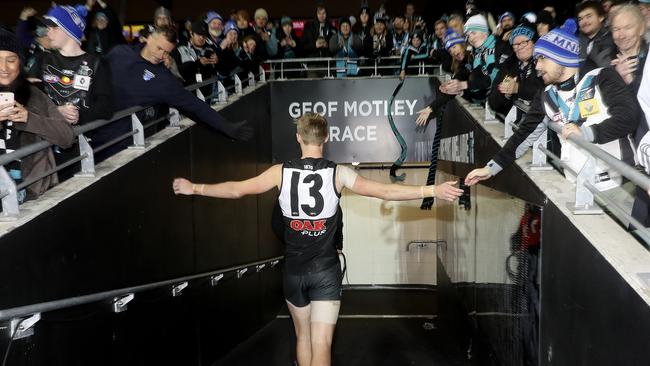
top-left (415, 107), bottom-right (432, 127)
top-left (172, 178), bottom-right (194, 195)
top-left (465, 167), bottom-right (492, 186)
top-left (434, 181), bottom-right (464, 201)
top-left (221, 119), bottom-right (254, 141)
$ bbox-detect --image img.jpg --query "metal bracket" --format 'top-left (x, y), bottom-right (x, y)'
top-left (216, 81), bottom-right (227, 103)
top-left (0, 166), bottom-right (19, 221)
top-left (10, 313), bottom-right (41, 340)
top-left (529, 130), bottom-right (553, 171)
top-left (210, 273), bottom-right (224, 286)
top-left (567, 155), bottom-right (603, 215)
top-left (247, 72), bottom-right (255, 88)
top-left (195, 88), bottom-right (206, 102)
top-left (128, 114), bottom-right (145, 150)
top-left (168, 108), bottom-right (181, 129)
top-left (503, 106), bottom-right (517, 140)
top-left (112, 293), bottom-right (135, 313)
top-left (484, 102), bottom-right (499, 124)
top-left (75, 134), bottom-right (96, 177)
top-left (237, 268), bottom-right (248, 278)
top-left (171, 281), bottom-right (188, 297)
top-left (270, 260), bottom-right (280, 268)
top-left (258, 65), bottom-right (266, 82)
top-left (233, 74), bottom-right (243, 95)
top-left (256, 264), bottom-right (266, 272)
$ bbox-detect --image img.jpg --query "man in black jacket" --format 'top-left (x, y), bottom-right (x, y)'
top-left (577, 1), bottom-right (616, 72)
top-left (97, 26), bottom-right (252, 161)
top-left (301, 4), bottom-right (335, 56)
top-left (466, 20), bottom-right (639, 192)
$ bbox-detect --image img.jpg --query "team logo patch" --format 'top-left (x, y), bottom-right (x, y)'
top-left (579, 99), bottom-right (600, 118)
top-left (551, 112), bottom-right (563, 122)
top-left (143, 69), bottom-right (155, 81)
top-left (59, 75), bottom-right (74, 86)
top-left (43, 74), bottom-right (60, 83)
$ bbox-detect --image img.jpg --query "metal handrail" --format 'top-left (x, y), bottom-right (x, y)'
top-left (0, 255), bottom-right (283, 322)
top-left (264, 55), bottom-right (404, 64)
top-left (537, 144), bottom-right (650, 241)
top-left (547, 122), bottom-right (650, 192)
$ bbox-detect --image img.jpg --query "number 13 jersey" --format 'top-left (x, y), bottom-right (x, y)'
top-left (278, 158), bottom-right (341, 275)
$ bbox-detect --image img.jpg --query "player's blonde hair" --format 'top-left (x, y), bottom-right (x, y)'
top-left (295, 113), bottom-right (328, 145)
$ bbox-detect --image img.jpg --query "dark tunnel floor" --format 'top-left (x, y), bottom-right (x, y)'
top-left (215, 289), bottom-right (474, 366)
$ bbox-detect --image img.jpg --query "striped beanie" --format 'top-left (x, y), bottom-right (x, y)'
top-left (499, 12), bottom-right (515, 23)
top-left (509, 22), bottom-right (535, 45)
top-left (464, 14), bottom-right (488, 34)
top-left (444, 29), bottom-right (465, 50)
top-left (41, 5), bottom-right (87, 45)
top-left (533, 19), bottom-right (579, 67)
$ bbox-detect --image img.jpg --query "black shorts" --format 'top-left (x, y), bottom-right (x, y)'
top-left (283, 263), bottom-right (342, 307)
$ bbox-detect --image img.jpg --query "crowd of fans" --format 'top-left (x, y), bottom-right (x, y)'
top-left (2, 0), bottom-right (650, 231)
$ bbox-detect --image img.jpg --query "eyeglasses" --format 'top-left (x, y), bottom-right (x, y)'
top-left (512, 39), bottom-right (531, 49)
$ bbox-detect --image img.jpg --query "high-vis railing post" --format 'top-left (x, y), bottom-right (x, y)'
top-left (529, 129), bottom-right (553, 171)
top-left (0, 166), bottom-right (19, 221)
top-left (76, 134), bottom-right (95, 177)
top-left (567, 155), bottom-right (603, 215)
top-left (129, 114), bottom-right (145, 149)
top-left (234, 75), bottom-right (243, 96)
top-left (247, 72), bottom-right (255, 88)
top-left (216, 81), bottom-right (227, 103)
top-left (258, 66), bottom-right (266, 82)
top-left (503, 106), bottom-right (517, 140)
top-left (168, 108), bottom-right (181, 129)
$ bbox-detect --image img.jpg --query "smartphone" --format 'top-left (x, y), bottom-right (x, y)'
top-left (0, 92), bottom-right (14, 105)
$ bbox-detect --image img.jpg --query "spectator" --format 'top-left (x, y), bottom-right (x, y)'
top-left (215, 21), bottom-right (241, 81)
top-left (466, 20), bottom-right (640, 194)
top-left (429, 19), bottom-right (451, 71)
top-left (16, 7), bottom-right (38, 52)
top-left (171, 20), bottom-right (218, 96)
top-left (235, 10), bottom-right (256, 41)
top-left (252, 8), bottom-right (278, 59)
top-left (301, 4), bottom-right (335, 56)
top-left (352, 6), bottom-right (373, 58)
top-left (447, 13), bottom-right (465, 37)
top-left (416, 29), bottom-right (471, 124)
top-left (577, 1), bottom-right (616, 71)
top-left (496, 12), bottom-right (515, 43)
top-left (364, 17), bottom-right (393, 62)
top-left (0, 30), bottom-right (74, 201)
top-left (405, 2), bottom-right (417, 24)
top-left (24, 22), bottom-right (50, 73)
top-left (603, 0), bottom-right (614, 17)
top-left (84, 0), bottom-right (126, 56)
top-left (465, 0), bottom-right (498, 33)
top-left (488, 22), bottom-right (544, 116)
top-left (448, 14), bottom-right (513, 104)
top-left (391, 15), bottom-right (410, 56)
top-left (205, 11), bottom-right (225, 47)
top-left (609, 5), bottom-right (648, 168)
top-left (100, 26), bottom-right (252, 160)
top-left (154, 6), bottom-right (172, 28)
top-left (399, 30), bottom-right (429, 80)
top-left (278, 17), bottom-right (301, 59)
top-left (237, 35), bottom-right (261, 78)
top-left (543, 5), bottom-right (557, 20)
top-left (329, 18), bottom-right (362, 78)
top-left (639, 0), bottom-right (650, 43)
top-left (536, 10), bottom-right (555, 38)
top-left (29, 5), bottom-right (113, 180)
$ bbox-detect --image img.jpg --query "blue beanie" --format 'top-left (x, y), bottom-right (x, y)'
top-left (509, 23), bottom-right (535, 45)
top-left (534, 19), bottom-right (580, 67)
top-left (42, 5), bottom-right (87, 45)
top-left (205, 11), bottom-right (223, 25)
top-left (444, 29), bottom-right (465, 51)
top-left (224, 21), bottom-right (239, 35)
top-left (499, 12), bottom-right (515, 23)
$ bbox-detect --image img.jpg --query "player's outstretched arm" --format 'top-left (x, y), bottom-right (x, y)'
top-left (173, 164), bottom-right (282, 199)
top-left (347, 173), bottom-right (463, 202)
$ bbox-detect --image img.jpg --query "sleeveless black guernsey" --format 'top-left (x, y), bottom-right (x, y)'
top-left (278, 158), bottom-right (341, 275)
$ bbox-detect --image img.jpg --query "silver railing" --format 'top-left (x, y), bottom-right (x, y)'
top-left (264, 56), bottom-right (444, 79)
top-left (0, 68), bottom-right (267, 220)
top-left (521, 120), bottom-right (650, 241)
top-left (0, 256), bottom-right (283, 340)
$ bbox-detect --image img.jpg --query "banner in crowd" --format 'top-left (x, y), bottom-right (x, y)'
top-left (270, 77), bottom-right (440, 163)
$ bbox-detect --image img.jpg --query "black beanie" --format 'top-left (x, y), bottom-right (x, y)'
top-left (0, 30), bottom-right (22, 60)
